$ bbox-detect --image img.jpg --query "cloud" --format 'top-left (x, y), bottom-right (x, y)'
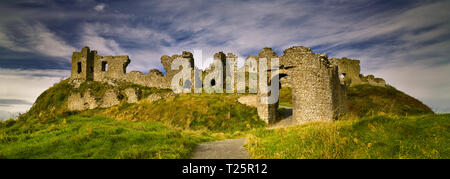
top-left (0, 22), bottom-right (76, 58)
top-left (0, 68), bottom-right (69, 119)
top-left (80, 24), bottom-right (127, 56)
top-left (0, 99), bottom-right (32, 107)
top-left (94, 3), bottom-right (106, 12)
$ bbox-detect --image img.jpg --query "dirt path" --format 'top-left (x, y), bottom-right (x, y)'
top-left (191, 105), bottom-right (297, 159)
top-left (191, 138), bottom-right (250, 159)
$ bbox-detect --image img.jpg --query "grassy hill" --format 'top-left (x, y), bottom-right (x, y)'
top-left (347, 85), bottom-right (434, 117)
top-left (279, 85), bottom-right (434, 117)
top-left (247, 114), bottom-right (449, 159)
top-left (0, 79), bottom-right (265, 158)
top-left (1, 79), bottom-right (445, 159)
top-left (0, 115), bottom-right (216, 159)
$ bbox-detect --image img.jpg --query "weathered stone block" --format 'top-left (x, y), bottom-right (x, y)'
top-left (68, 91), bottom-right (99, 111)
top-left (100, 89), bottom-right (122, 108)
top-left (124, 88), bottom-right (141, 103)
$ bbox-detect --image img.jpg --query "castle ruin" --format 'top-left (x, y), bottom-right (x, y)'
top-left (329, 57), bottom-right (386, 87)
top-left (68, 46), bottom-right (386, 124)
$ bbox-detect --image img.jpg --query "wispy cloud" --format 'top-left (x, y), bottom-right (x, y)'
top-left (94, 3), bottom-right (106, 12)
top-left (0, 22), bottom-right (76, 58)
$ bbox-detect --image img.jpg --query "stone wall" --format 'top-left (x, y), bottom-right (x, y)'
top-left (93, 55), bottom-right (130, 81)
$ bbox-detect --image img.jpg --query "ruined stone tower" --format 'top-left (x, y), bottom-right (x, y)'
top-left (280, 46), bottom-right (346, 122)
top-left (71, 46), bottom-right (95, 81)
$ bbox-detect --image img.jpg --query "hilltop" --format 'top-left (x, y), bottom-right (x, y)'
top-left (0, 46), bottom-right (445, 159)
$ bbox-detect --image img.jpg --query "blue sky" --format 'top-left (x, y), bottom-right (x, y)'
top-left (0, 0), bottom-right (449, 120)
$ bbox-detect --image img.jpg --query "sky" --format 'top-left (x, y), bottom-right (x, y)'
top-left (0, 0), bottom-right (449, 120)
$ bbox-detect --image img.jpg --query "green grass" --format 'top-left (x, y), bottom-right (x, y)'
top-left (247, 114), bottom-right (450, 159)
top-left (0, 115), bottom-right (216, 159)
top-left (6, 80), bottom-right (442, 159)
top-left (279, 87), bottom-right (292, 107)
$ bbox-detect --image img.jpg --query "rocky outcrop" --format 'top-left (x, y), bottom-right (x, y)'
top-left (68, 91), bottom-right (99, 111)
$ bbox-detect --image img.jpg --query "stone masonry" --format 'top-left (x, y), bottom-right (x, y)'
top-left (280, 46), bottom-right (346, 122)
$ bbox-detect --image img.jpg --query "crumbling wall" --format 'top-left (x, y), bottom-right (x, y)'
top-left (124, 70), bottom-right (166, 89)
top-left (330, 57), bottom-right (386, 87)
top-left (70, 47), bottom-right (179, 89)
top-left (93, 55), bottom-right (130, 81)
top-left (280, 46), bottom-right (346, 122)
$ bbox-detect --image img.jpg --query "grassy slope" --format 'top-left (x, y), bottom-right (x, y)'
top-left (2, 79), bottom-right (443, 159)
top-left (347, 85), bottom-right (434, 117)
top-left (247, 114), bottom-right (449, 159)
top-left (0, 115), bottom-right (215, 159)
